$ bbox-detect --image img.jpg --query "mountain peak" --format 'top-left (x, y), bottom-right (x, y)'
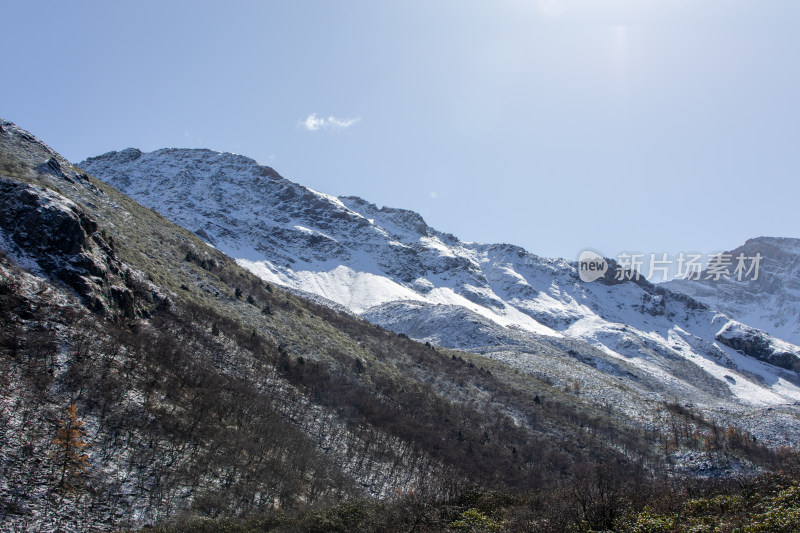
top-left (84, 147), bottom-right (284, 184)
top-left (740, 236), bottom-right (800, 256)
top-left (664, 235), bottom-right (800, 344)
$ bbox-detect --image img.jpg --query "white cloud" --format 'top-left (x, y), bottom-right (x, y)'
top-left (302, 113), bottom-right (360, 132)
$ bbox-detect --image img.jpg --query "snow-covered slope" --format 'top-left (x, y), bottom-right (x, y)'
top-left (80, 148), bottom-right (800, 441)
top-left (664, 237), bottom-right (800, 345)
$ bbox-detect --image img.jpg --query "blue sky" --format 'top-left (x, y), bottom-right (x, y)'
top-left (4, 0), bottom-right (799, 260)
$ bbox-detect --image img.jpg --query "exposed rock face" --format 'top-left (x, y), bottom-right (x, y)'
top-left (716, 321), bottom-right (800, 372)
top-left (0, 122), bottom-right (163, 319)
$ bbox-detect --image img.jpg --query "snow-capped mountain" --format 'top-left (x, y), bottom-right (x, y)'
top-left (664, 237), bottom-right (800, 345)
top-left (12, 117), bottom-right (648, 529)
top-left (80, 148), bottom-right (800, 443)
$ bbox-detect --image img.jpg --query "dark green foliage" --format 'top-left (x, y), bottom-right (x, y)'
top-left (145, 474), bottom-right (800, 533)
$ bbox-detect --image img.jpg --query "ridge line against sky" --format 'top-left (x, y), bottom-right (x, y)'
top-left (4, 0), bottom-right (799, 261)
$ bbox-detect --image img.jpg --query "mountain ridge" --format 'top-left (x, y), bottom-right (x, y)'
top-left (80, 146), bottom-right (800, 445)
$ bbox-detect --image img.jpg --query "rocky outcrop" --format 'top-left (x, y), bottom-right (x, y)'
top-left (716, 321), bottom-right (800, 372)
top-left (0, 177), bottom-right (162, 319)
